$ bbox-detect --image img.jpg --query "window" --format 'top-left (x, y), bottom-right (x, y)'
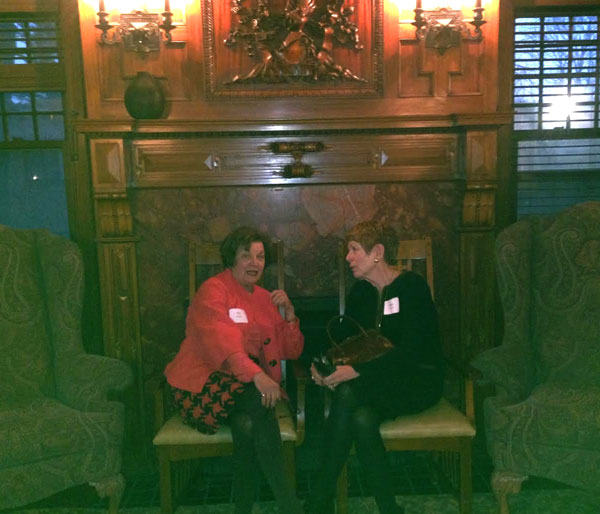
top-left (0, 149), bottom-right (69, 237)
top-left (513, 9), bottom-right (600, 217)
top-left (0, 19), bottom-right (59, 64)
top-left (0, 10), bottom-right (69, 237)
top-left (0, 91), bottom-right (64, 141)
top-left (0, 91), bottom-right (68, 236)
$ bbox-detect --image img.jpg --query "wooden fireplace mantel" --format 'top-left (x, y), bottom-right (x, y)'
top-left (73, 113), bottom-right (513, 135)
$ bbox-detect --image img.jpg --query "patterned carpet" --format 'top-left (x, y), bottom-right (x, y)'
top-left (8, 489), bottom-right (600, 514)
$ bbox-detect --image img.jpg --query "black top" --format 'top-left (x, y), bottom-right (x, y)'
top-left (337, 271), bottom-right (445, 420)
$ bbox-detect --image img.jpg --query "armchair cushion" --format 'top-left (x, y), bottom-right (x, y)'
top-left (486, 384), bottom-right (600, 455)
top-left (1, 397), bottom-right (124, 469)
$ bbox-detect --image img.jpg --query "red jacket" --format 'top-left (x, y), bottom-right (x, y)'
top-left (165, 268), bottom-right (304, 393)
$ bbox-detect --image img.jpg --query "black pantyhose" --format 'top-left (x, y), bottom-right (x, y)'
top-left (228, 385), bottom-right (304, 514)
top-left (306, 383), bottom-right (403, 514)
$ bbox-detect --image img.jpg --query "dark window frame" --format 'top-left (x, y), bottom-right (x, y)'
top-left (513, 6), bottom-right (600, 217)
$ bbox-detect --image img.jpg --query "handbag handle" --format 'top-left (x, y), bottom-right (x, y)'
top-left (326, 314), bottom-right (369, 350)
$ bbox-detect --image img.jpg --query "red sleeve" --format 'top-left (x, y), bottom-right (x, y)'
top-left (274, 312), bottom-right (304, 361)
top-left (223, 352), bottom-right (263, 382)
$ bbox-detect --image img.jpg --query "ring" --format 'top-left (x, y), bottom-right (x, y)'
top-left (261, 393), bottom-right (265, 397)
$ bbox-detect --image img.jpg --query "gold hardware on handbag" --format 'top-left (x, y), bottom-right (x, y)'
top-left (325, 315), bottom-right (395, 367)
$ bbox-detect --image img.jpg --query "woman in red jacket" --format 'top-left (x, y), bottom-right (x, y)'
top-left (165, 226), bottom-right (305, 514)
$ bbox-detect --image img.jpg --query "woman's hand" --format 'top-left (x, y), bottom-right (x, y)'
top-left (322, 365), bottom-right (359, 388)
top-left (270, 289), bottom-right (297, 322)
top-left (310, 363), bottom-right (327, 387)
top-left (252, 371), bottom-right (281, 409)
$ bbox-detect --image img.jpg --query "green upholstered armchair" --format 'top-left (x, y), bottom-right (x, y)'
top-left (0, 225), bottom-right (132, 513)
top-left (471, 202), bottom-right (600, 514)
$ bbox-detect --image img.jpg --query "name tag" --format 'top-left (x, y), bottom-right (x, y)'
top-left (383, 297), bottom-right (400, 315)
top-left (229, 308), bottom-right (248, 323)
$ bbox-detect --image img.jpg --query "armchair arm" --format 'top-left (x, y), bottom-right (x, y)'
top-left (56, 353), bottom-right (133, 410)
top-left (470, 342), bottom-right (535, 403)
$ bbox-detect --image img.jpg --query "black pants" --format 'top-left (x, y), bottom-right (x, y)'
top-left (306, 382), bottom-right (402, 514)
top-left (228, 384), bottom-right (304, 514)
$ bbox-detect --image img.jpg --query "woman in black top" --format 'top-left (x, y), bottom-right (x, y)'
top-left (306, 221), bottom-right (444, 514)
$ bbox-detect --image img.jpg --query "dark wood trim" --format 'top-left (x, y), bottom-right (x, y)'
top-left (73, 112), bottom-right (514, 134)
top-left (60, 0), bottom-right (103, 355)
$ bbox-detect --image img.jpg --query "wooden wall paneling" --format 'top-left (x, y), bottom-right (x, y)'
top-left (130, 133), bottom-right (459, 187)
top-left (76, 0), bottom-right (502, 120)
top-left (90, 137), bottom-right (147, 460)
top-left (77, 0), bottom-right (202, 118)
top-left (398, 38), bottom-right (485, 99)
top-left (396, 0), bottom-right (499, 112)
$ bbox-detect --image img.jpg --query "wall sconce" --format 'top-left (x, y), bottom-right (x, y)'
top-left (403, 0), bottom-right (486, 55)
top-left (95, 0), bottom-right (176, 53)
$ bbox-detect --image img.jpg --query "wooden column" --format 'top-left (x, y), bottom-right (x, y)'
top-left (90, 138), bottom-right (147, 462)
top-left (459, 130), bottom-right (498, 362)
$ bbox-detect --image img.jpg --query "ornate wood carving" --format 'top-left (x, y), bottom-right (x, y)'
top-left (202, 0), bottom-right (383, 98)
top-left (462, 130), bottom-right (497, 227)
top-left (223, 1), bottom-right (365, 84)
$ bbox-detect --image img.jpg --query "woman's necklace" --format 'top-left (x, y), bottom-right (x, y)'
top-left (376, 284), bottom-right (388, 329)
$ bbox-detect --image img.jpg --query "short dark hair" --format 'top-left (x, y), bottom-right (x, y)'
top-left (344, 221), bottom-right (399, 265)
top-left (220, 226), bottom-right (271, 268)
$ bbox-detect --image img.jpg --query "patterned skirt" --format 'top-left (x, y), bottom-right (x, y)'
top-left (171, 371), bottom-right (247, 434)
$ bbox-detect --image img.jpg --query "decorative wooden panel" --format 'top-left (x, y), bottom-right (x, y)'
top-left (130, 133), bottom-right (458, 187)
top-left (76, 0), bottom-right (501, 118)
top-left (97, 240), bottom-right (147, 453)
top-left (398, 33), bottom-right (484, 99)
top-left (460, 231), bottom-right (496, 362)
top-left (90, 139), bottom-right (126, 193)
top-left (202, 0), bottom-right (383, 98)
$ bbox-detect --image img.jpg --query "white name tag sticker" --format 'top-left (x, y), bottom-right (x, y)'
top-left (383, 297), bottom-right (400, 315)
top-left (229, 308), bottom-right (248, 323)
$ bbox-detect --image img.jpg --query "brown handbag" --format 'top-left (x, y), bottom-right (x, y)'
top-left (325, 315), bottom-right (395, 367)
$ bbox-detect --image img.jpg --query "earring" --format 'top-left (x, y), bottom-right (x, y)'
top-left (374, 258), bottom-right (379, 263)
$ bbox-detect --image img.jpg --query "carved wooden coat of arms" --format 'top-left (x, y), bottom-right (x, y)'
top-left (202, 0), bottom-right (382, 97)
